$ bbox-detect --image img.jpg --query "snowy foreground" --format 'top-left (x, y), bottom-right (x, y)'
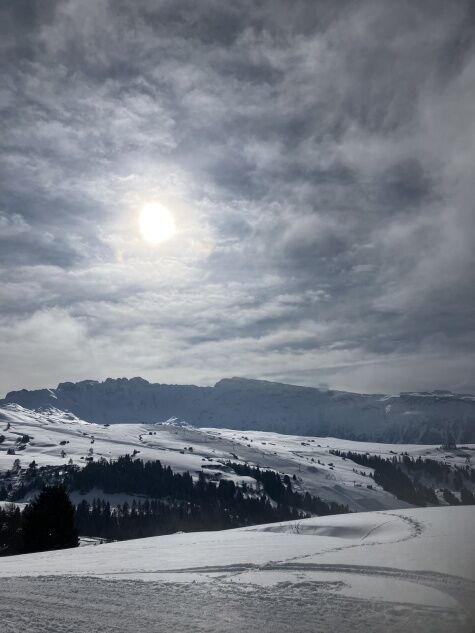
top-left (1, 506), bottom-right (474, 632)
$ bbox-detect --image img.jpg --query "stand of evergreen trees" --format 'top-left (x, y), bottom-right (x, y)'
top-left (1, 455), bottom-right (350, 547)
top-left (70, 455), bottom-right (196, 499)
top-left (0, 486), bottom-right (78, 555)
top-left (74, 491), bottom-right (297, 541)
top-left (71, 459), bottom-right (349, 540)
top-left (57, 454), bottom-right (347, 516)
top-left (226, 461), bottom-right (349, 515)
top-left (330, 450), bottom-right (475, 506)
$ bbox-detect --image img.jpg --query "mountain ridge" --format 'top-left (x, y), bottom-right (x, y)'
top-left (2, 376), bottom-right (475, 443)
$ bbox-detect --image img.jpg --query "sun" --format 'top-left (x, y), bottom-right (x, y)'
top-left (138, 202), bottom-right (176, 244)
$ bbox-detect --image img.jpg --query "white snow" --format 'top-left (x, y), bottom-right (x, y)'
top-left (1, 403), bottom-right (474, 631)
top-left (1, 404), bottom-right (473, 511)
top-left (0, 506), bottom-right (473, 632)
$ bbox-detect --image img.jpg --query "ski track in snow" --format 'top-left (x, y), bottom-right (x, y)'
top-left (238, 512), bottom-right (424, 570)
top-left (0, 574), bottom-right (470, 633)
top-left (94, 511), bottom-right (474, 619)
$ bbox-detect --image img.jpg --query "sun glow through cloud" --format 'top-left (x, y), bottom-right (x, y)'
top-left (139, 203), bottom-right (176, 244)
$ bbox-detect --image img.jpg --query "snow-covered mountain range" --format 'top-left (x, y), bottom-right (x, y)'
top-left (3, 377), bottom-right (475, 443)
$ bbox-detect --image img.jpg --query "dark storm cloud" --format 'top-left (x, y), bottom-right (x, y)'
top-left (0, 0), bottom-right (474, 395)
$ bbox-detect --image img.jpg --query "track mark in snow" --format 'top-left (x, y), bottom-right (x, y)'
top-left (0, 576), bottom-right (469, 633)
top-left (257, 512), bottom-right (420, 571)
top-left (384, 511), bottom-right (425, 539)
top-left (96, 561), bottom-right (474, 621)
top-left (360, 519), bottom-right (393, 540)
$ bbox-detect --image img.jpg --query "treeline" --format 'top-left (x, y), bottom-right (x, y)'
top-left (226, 462), bottom-right (349, 516)
top-left (400, 455), bottom-right (451, 481)
top-left (69, 455), bottom-right (196, 499)
top-left (2, 455), bottom-right (350, 544)
top-left (54, 454), bottom-right (348, 517)
top-left (75, 491), bottom-right (298, 541)
top-left (330, 450), bottom-right (475, 506)
top-left (1, 478), bottom-right (299, 551)
top-left (69, 456), bottom-right (348, 539)
top-left (398, 454), bottom-right (474, 486)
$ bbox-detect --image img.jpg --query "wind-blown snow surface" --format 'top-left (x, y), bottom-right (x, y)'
top-left (4, 376), bottom-right (475, 442)
top-left (0, 507), bottom-right (473, 632)
top-left (2, 404), bottom-right (473, 511)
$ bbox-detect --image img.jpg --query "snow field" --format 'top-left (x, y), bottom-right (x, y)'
top-left (0, 507), bottom-right (473, 632)
top-left (2, 404), bottom-right (472, 511)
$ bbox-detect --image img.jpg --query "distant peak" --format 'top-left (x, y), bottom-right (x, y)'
top-left (215, 377), bottom-right (252, 385)
top-left (214, 377), bottom-right (273, 388)
top-left (103, 376), bottom-right (150, 386)
top-left (213, 377), bottom-right (317, 391)
top-left (58, 380), bottom-right (99, 391)
top-left (56, 377), bottom-right (151, 391)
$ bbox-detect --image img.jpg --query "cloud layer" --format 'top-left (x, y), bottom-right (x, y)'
top-left (1, 0), bottom-right (474, 395)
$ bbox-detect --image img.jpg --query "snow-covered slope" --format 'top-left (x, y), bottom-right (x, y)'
top-left (3, 376), bottom-right (475, 443)
top-left (1, 404), bottom-right (473, 630)
top-left (1, 506), bottom-right (473, 632)
top-left (1, 404), bottom-right (473, 511)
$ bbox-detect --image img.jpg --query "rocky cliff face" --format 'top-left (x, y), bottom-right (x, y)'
top-left (3, 377), bottom-right (475, 443)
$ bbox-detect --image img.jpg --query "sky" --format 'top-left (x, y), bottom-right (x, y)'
top-left (1, 0), bottom-right (475, 396)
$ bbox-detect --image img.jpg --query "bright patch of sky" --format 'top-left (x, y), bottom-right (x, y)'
top-left (1, 1), bottom-right (474, 394)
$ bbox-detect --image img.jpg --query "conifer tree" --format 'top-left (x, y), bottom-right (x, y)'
top-left (21, 486), bottom-right (79, 553)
